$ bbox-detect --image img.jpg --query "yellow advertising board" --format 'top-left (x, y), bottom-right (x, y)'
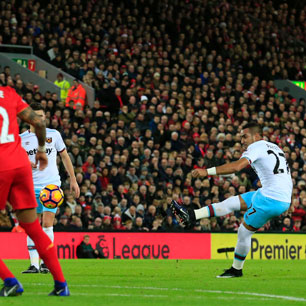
top-left (211, 233), bottom-right (306, 260)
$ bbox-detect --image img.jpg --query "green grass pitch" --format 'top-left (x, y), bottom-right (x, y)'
top-left (1, 259), bottom-right (306, 305)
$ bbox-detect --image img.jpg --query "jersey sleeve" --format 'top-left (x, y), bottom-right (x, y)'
top-left (240, 143), bottom-right (262, 164)
top-left (55, 130), bottom-right (66, 152)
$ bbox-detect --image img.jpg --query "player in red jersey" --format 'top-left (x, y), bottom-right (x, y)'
top-left (0, 76), bottom-right (69, 297)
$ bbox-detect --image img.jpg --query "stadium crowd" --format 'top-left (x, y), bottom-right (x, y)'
top-left (0, 0), bottom-right (305, 232)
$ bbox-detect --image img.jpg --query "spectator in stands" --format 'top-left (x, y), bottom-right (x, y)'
top-left (133, 217), bottom-right (149, 232)
top-left (93, 204), bottom-right (104, 219)
top-left (125, 220), bottom-right (133, 231)
top-left (0, 208), bottom-right (13, 230)
top-left (65, 194), bottom-right (78, 214)
top-left (102, 216), bottom-right (112, 230)
top-left (1, 0), bottom-right (305, 233)
top-left (54, 73), bottom-right (70, 102)
top-left (92, 217), bottom-right (103, 230)
top-left (293, 218), bottom-right (302, 232)
top-left (210, 218), bottom-right (221, 232)
top-left (76, 235), bottom-right (104, 258)
top-left (282, 217), bottom-right (293, 232)
top-left (113, 214), bottom-right (125, 230)
top-left (122, 205), bottom-right (137, 224)
top-left (144, 205), bottom-right (157, 230)
top-left (70, 216), bottom-right (83, 230)
top-left (54, 215), bottom-right (70, 231)
top-left (66, 79), bottom-right (86, 110)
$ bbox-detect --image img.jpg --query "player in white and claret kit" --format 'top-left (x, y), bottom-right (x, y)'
top-left (171, 122), bottom-right (292, 278)
top-left (20, 102), bottom-right (80, 273)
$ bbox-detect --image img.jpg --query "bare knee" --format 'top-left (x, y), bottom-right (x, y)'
top-left (42, 211), bottom-right (55, 227)
top-left (239, 195), bottom-right (248, 211)
top-left (16, 208), bottom-right (37, 223)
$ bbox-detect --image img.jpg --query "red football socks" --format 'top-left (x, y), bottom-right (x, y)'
top-left (19, 218), bottom-right (65, 283)
top-left (0, 259), bottom-right (14, 281)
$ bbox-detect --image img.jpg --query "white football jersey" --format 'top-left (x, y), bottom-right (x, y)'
top-left (20, 128), bottom-right (66, 189)
top-left (240, 140), bottom-right (292, 202)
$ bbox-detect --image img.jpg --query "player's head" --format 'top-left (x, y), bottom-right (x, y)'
top-left (29, 102), bottom-right (46, 121)
top-left (57, 73), bottom-right (63, 81)
top-left (83, 234), bottom-right (90, 244)
top-left (240, 122), bottom-right (263, 149)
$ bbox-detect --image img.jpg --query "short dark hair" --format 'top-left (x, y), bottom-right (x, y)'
top-left (29, 102), bottom-right (44, 111)
top-left (243, 122), bottom-right (262, 135)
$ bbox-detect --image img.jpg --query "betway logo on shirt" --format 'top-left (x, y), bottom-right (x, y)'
top-left (27, 148), bottom-right (53, 155)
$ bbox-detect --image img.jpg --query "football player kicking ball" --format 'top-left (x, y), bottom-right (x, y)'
top-left (0, 77), bottom-right (69, 296)
top-left (20, 102), bottom-right (80, 274)
top-left (171, 122), bottom-right (292, 278)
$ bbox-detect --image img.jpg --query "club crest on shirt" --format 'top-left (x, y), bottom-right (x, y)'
top-left (46, 137), bottom-right (52, 143)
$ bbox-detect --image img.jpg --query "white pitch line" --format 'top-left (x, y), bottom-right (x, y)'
top-left (194, 290), bottom-right (306, 302)
top-left (28, 292), bottom-right (274, 301)
top-left (28, 283), bottom-right (306, 303)
top-left (32, 292), bottom-right (167, 298)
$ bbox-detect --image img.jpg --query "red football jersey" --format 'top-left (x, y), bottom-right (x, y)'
top-left (0, 86), bottom-right (30, 171)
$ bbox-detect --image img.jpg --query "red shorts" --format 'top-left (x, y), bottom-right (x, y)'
top-left (0, 164), bottom-right (37, 211)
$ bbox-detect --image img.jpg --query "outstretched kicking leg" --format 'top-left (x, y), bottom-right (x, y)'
top-left (170, 195), bottom-right (246, 227)
top-left (194, 195), bottom-right (242, 219)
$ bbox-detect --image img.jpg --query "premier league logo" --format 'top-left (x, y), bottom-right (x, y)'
top-left (95, 235), bottom-right (110, 258)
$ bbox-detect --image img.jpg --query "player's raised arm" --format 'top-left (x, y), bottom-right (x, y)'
top-left (18, 106), bottom-right (46, 146)
top-left (192, 158), bottom-right (249, 178)
top-left (18, 106), bottom-right (48, 170)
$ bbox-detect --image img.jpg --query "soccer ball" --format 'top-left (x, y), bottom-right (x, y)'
top-left (39, 184), bottom-right (64, 209)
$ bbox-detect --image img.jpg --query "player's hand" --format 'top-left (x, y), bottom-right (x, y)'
top-left (30, 162), bottom-right (37, 169)
top-left (35, 151), bottom-right (48, 170)
top-left (70, 178), bottom-right (80, 198)
top-left (192, 169), bottom-right (208, 178)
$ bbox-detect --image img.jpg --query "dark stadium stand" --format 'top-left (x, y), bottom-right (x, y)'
top-left (0, 0), bottom-right (305, 232)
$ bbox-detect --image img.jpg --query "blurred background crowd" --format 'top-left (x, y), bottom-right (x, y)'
top-left (0, 0), bottom-right (305, 232)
